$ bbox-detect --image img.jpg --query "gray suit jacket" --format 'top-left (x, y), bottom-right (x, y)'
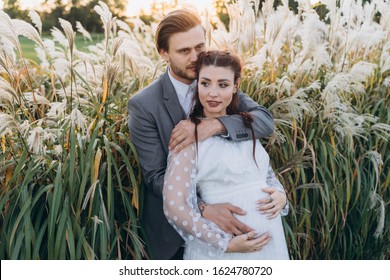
top-left (127, 69), bottom-right (274, 259)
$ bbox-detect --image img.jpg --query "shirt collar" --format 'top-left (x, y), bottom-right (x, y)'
top-left (168, 67), bottom-right (197, 98)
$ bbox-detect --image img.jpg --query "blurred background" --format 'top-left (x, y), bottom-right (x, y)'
top-left (0, 0), bottom-right (389, 260)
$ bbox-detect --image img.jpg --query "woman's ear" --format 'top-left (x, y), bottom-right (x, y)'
top-left (234, 78), bottom-right (241, 94)
top-left (237, 78), bottom-right (241, 86)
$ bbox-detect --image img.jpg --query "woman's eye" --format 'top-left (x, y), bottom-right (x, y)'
top-left (220, 83), bottom-right (228, 88)
top-left (200, 81), bottom-right (209, 86)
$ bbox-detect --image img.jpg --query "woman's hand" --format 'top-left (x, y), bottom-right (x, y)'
top-left (257, 188), bottom-right (287, 219)
top-left (226, 231), bottom-right (271, 253)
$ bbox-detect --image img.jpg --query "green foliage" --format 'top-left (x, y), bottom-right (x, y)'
top-left (1, 0), bottom-right (389, 260)
top-left (235, 0), bottom-right (390, 260)
top-left (0, 1), bottom-right (156, 259)
top-left (19, 34), bottom-right (103, 62)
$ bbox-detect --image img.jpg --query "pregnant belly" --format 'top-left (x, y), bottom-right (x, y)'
top-left (200, 181), bottom-right (281, 235)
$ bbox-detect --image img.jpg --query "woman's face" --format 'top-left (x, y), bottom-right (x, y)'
top-left (197, 65), bottom-right (236, 118)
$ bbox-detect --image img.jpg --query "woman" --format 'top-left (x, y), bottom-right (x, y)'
top-left (163, 50), bottom-right (289, 259)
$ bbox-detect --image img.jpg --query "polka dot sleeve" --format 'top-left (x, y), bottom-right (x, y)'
top-left (163, 144), bottom-right (231, 254)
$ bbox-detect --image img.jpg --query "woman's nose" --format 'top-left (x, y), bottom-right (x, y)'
top-left (209, 87), bottom-right (218, 97)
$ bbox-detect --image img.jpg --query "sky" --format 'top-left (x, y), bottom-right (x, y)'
top-left (0, 0), bottom-right (217, 16)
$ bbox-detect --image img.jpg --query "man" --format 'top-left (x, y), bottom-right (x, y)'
top-left (128, 9), bottom-right (286, 260)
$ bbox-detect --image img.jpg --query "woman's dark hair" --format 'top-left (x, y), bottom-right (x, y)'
top-left (189, 50), bottom-right (258, 165)
top-left (190, 50), bottom-right (241, 119)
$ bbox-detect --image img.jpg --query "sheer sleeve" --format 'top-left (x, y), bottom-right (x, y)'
top-left (266, 165), bottom-right (289, 216)
top-left (163, 144), bottom-right (231, 254)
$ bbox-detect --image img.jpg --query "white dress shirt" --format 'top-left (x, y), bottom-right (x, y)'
top-left (168, 68), bottom-right (197, 117)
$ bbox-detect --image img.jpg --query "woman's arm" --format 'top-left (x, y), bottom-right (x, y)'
top-left (163, 144), bottom-right (231, 254)
top-left (163, 144), bottom-right (272, 254)
top-left (257, 165), bottom-right (289, 218)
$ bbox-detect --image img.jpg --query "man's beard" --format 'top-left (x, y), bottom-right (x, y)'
top-left (170, 63), bottom-right (197, 82)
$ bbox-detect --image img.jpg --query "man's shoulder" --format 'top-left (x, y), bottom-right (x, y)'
top-left (237, 89), bottom-right (249, 97)
top-left (131, 76), bottom-right (164, 102)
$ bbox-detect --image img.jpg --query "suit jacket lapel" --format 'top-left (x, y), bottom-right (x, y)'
top-left (161, 70), bottom-right (186, 124)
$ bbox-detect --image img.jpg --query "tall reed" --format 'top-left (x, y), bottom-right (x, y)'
top-left (0, 0), bottom-right (389, 259)
top-left (0, 2), bottom-right (158, 259)
top-left (212, 0), bottom-right (389, 259)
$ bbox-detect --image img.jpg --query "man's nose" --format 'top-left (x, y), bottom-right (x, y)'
top-left (189, 49), bottom-right (198, 62)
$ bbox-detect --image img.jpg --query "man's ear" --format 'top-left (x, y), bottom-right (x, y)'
top-left (160, 49), bottom-right (169, 63)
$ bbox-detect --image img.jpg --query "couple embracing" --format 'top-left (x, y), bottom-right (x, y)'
top-left (128, 9), bottom-right (289, 260)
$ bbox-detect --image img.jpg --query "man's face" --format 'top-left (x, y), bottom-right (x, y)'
top-left (160, 25), bottom-right (206, 85)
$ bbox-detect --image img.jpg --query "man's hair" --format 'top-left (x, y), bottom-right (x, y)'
top-left (155, 9), bottom-right (202, 53)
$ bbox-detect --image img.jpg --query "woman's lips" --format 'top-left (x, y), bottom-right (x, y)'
top-left (206, 101), bottom-right (221, 107)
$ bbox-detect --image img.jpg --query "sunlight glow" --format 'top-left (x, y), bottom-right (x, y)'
top-left (20, 0), bottom-right (43, 9)
top-left (0, 0), bottom-right (323, 16)
top-left (0, 0), bottom-right (215, 16)
top-left (0, 0), bottom-right (71, 10)
top-left (126, 0), bottom-right (215, 17)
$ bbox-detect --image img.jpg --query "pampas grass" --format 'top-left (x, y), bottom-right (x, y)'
top-left (0, 0), bottom-right (388, 259)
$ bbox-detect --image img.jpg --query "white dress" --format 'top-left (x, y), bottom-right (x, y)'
top-left (163, 137), bottom-right (289, 260)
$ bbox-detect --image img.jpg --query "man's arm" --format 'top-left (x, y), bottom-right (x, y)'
top-left (169, 91), bottom-right (274, 152)
top-left (217, 91), bottom-right (274, 141)
top-left (169, 118), bottom-right (223, 152)
top-left (128, 98), bottom-right (166, 199)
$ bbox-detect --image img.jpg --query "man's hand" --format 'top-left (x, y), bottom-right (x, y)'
top-left (202, 203), bottom-right (253, 236)
top-left (169, 119), bottom-right (225, 153)
top-left (169, 120), bottom-right (196, 152)
top-left (257, 188), bottom-right (287, 219)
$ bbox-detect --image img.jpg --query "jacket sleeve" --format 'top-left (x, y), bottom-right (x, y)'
top-left (127, 97), bottom-right (167, 199)
top-left (217, 91), bottom-right (274, 141)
